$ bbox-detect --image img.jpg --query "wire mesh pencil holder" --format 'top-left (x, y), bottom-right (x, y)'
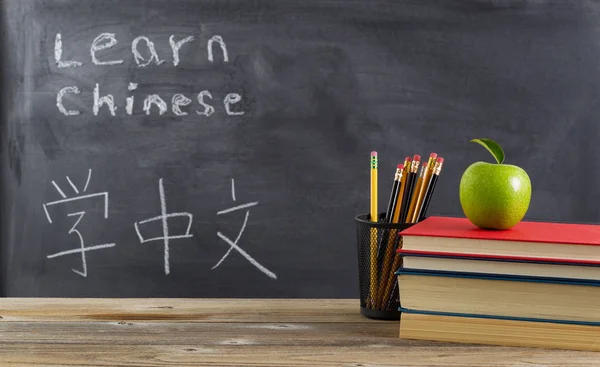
top-left (355, 213), bottom-right (416, 320)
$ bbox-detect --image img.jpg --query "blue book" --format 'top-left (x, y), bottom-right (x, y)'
top-left (398, 250), bottom-right (600, 281)
top-left (396, 269), bottom-right (600, 325)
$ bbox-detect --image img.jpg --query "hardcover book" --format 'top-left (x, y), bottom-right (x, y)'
top-left (400, 216), bottom-right (600, 261)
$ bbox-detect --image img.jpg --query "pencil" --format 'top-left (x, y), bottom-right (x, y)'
top-left (409, 153), bottom-right (437, 223)
top-left (384, 164), bottom-right (403, 223)
top-left (376, 164), bottom-right (404, 271)
top-left (370, 151), bottom-right (378, 222)
top-left (369, 151), bottom-right (378, 307)
top-left (426, 153), bottom-right (438, 175)
top-left (418, 157), bottom-right (444, 222)
top-left (385, 281), bottom-right (399, 311)
top-left (394, 157), bottom-right (411, 223)
top-left (374, 163), bottom-right (405, 309)
top-left (405, 162), bottom-right (428, 223)
top-left (380, 233), bottom-right (404, 309)
top-left (400, 155), bottom-right (420, 223)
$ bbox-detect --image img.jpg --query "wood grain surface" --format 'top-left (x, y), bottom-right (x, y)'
top-left (0, 299), bottom-right (598, 366)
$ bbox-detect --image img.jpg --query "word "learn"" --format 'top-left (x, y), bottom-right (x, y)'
top-left (55, 32), bottom-right (229, 68)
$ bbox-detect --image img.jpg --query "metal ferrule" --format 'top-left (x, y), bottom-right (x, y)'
top-left (411, 161), bottom-right (420, 173)
top-left (394, 168), bottom-right (403, 181)
top-left (427, 158), bottom-right (436, 170)
top-left (434, 161), bottom-right (444, 175)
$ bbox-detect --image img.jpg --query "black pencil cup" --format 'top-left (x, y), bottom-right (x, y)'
top-left (355, 213), bottom-right (416, 320)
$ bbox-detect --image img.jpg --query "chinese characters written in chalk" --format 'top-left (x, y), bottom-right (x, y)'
top-left (134, 178), bottom-right (193, 276)
top-left (213, 178), bottom-right (277, 279)
top-left (42, 169), bottom-right (116, 277)
top-left (43, 172), bottom-right (276, 280)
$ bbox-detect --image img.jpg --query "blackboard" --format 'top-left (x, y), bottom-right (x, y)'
top-left (1, 0), bottom-right (599, 297)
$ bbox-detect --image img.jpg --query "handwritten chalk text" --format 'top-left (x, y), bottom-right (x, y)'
top-left (54, 32), bottom-right (244, 117)
top-left (43, 172), bottom-right (276, 279)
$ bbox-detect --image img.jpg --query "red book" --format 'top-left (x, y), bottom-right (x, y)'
top-left (398, 216), bottom-right (600, 262)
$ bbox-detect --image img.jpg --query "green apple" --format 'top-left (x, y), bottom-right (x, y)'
top-left (459, 139), bottom-right (531, 230)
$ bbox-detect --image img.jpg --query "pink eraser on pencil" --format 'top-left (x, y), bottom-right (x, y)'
top-left (413, 154), bottom-right (421, 161)
top-left (397, 164), bottom-right (404, 170)
top-left (405, 156), bottom-right (412, 162)
top-left (437, 157), bottom-right (444, 163)
top-left (371, 151), bottom-right (377, 156)
top-left (430, 152), bottom-right (438, 159)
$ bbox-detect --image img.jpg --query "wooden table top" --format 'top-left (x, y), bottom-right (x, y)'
top-left (0, 298), bottom-right (598, 366)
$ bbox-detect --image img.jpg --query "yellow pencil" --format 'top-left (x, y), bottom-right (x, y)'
top-left (369, 151), bottom-right (378, 307)
top-left (370, 151), bottom-right (378, 222)
top-left (426, 153), bottom-right (438, 174)
top-left (405, 162), bottom-right (428, 223)
top-left (409, 153), bottom-right (437, 223)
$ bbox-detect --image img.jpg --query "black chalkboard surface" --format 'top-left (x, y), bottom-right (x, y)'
top-left (1, 0), bottom-right (599, 297)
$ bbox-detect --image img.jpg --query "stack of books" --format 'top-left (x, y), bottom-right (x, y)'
top-left (395, 216), bottom-right (600, 351)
